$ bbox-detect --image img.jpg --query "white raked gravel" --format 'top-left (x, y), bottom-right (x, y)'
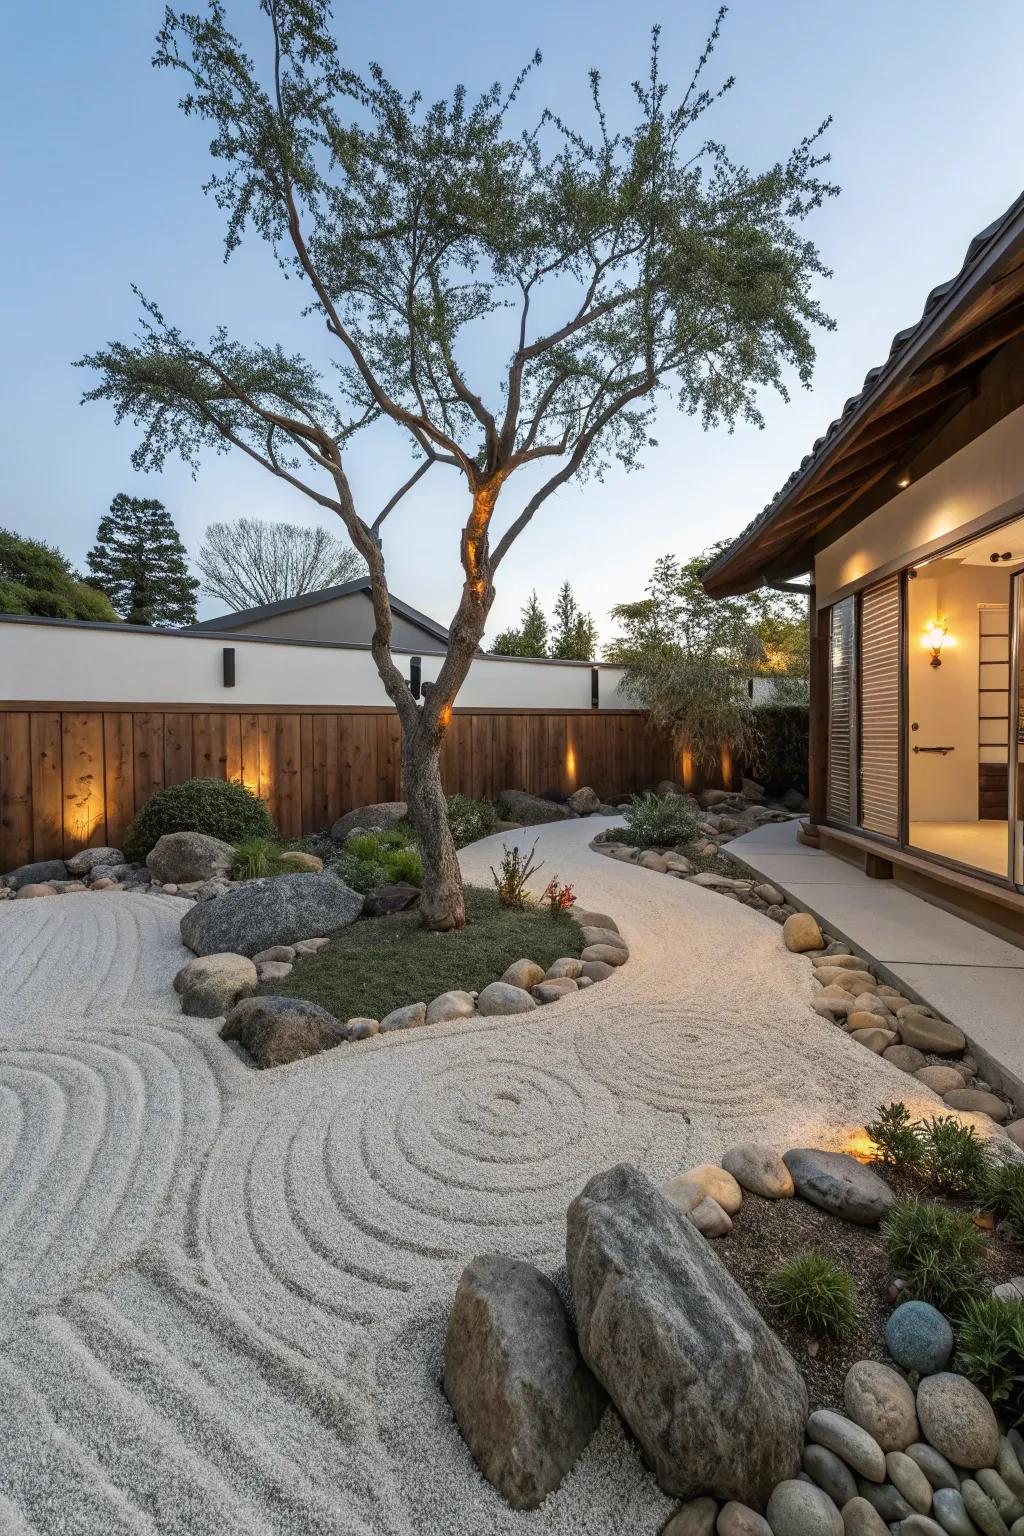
top-left (0, 817), bottom-right (948, 1533)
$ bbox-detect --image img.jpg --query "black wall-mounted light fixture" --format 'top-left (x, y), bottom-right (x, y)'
top-left (222, 647), bottom-right (236, 688)
top-left (590, 666), bottom-right (599, 708)
top-left (409, 655), bottom-right (422, 700)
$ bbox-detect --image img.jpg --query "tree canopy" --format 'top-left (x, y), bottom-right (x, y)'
top-left (197, 517), bottom-right (366, 609)
top-left (87, 494), bottom-right (198, 626)
top-left (492, 582), bottom-right (598, 658)
top-left (0, 529), bottom-right (118, 622)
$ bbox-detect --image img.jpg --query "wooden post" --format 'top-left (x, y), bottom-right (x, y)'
top-left (808, 595), bottom-right (828, 825)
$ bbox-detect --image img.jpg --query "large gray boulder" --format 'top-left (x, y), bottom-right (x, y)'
top-left (783, 1149), bottom-right (894, 1226)
top-left (221, 994), bottom-right (347, 1069)
top-left (443, 1254), bottom-right (605, 1509)
top-left (566, 1162), bottom-right (807, 1506)
top-left (65, 846), bottom-right (125, 876)
top-left (173, 953), bottom-right (258, 1018)
top-left (180, 870), bottom-right (362, 956)
top-left (495, 789), bottom-right (575, 824)
top-left (330, 801), bottom-right (408, 843)
top-left (146, 831), bottom-right (236, 885)
top-left (2, 858), bottom-right (68, 890)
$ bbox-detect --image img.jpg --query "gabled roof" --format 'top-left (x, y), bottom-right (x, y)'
top-left (704, 190), bottom-right (1024, 596)
top-left (188, 578), bottom-right (451, 645)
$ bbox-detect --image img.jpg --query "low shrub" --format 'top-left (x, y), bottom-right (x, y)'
top-left (748, 704), bottom-right (809, 797)
top-left (980, 1162), bottom-right (1024, 1242)
top-left (766, 1250), bottom-right (859, 1339)
top-left (330, 851), bottom-right (390, 895)
top-left (919, 1116), bottom-right (994, 1196)
top-left (490, 840), bottom-right (543, 910)
top-left (957, 1296), bottom-right (1024, 1423)
top-left (446, 794), bottom-right (497, 848)
top-left (124, 777), bottom-right (275, 861)
top-left (617, 792), bottom-right (702, 849)
top-left (332, 828), bottom-right (423, 892)
top-left (880, 1198), bottom-right (986, 1314)
top-left (385, 847), bottom-right (424, 887)
top-left (866, 1102), bottom-right (925, 1173)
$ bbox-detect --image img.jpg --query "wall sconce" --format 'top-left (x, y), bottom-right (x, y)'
top-left (925, 620), bottom-right (948, 669)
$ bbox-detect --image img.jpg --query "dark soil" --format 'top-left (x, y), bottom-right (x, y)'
top-left (715, 1167), bottom-right (1022, 1412)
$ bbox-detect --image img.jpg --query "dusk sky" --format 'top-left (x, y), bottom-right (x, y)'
top-left (5, 0), bottom-right (1024, 644)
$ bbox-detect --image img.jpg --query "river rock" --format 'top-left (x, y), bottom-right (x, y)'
top-left (915, 1066), bottom-right (968, 1097)
top-left (580, 960), bottom-right (616, 983)
top-left (443, 1254), bottom-right (604, 1510)
top-left (533, 979), bottom-right (578, 1004)
top-left (2, 858), bottom-right (68, 890)
top-left (783, 1150), bottom-right (895, 1226)
top-left (664, 1164), bottom-right (743, 1216)
top-left (380, 1001), bottom-right (427, 1032)
top-left (884, 1044), bottom-right (928, 1074)
top-left (844, 1360), bottom-right (918, 1452)
top-left (477, 982), bottom-right (537, 1016)
top-left (997, 1441), bottom-right (1024, 1501)
top-left (783, 912), bottom-right (825, 952)
top-left (348, 1018), bottom-right (380, 1041)
top-left (943, 1089), bottom-right (1009, 1122)
top-left (687, 1195), bottom-right (733, 1238)
top-left (572, 908), bottom-right (620, 932)
top-left (803, 1446), bottom-right (858, 1507)
top-left (221, 994), bottom-right (347, 1068)
top-left (840, 1495), bottom-right (891, 1536)
top-left (146, 831), bottom-right (236, 885)
top-left (887, 1452), bottom-right (933, 1512)
top-left (885, 1302), bottom-right (954, 1376)
top-left (546, 957), bottom-right (584, 980)
top-left (330, 800), bottom-right (408, 842)
top-left (579, 925), bottom-right (628, 951)
top-left (855, 1480), bottom-right (913, 1521)
top-left (501, 959), bottom-right (546, 990)
top-left (961, 1482), bottom-right (1010, 1536)
top-left (566, 1163), bottom-right (807, 1505)
top-left (907, 1445), bottom-right (962, 1493)
top-left (253, 945), bottom-right (296, 964)
top-left (16, 883), bottom-right (56, 898)
top-left (850, 1028), bottom-right (897, 1054)
top-left (766, 1480), bottom-right (843, 1536)
top-left (722, 1144), bottom-right (795, 1199)
top-left (898, 1016), bottom-right (967, 1054)
top-left (65, 846), bottom-right (125, 876)
top-left (901, 1520), bottom-right (950, 1536)
top-left (426, 990), bottom-right (477, 1025)
top-left (977, 1472), bottom-right (1024, 1526)
top-left (806, 1411), bottom-right (886, 1482)
top-left (180, 870), bottom-right (362, 957)
top-left (665, 1498), bottom-right (720, 1536)
top-left (719, 1502), bottom-right (772, 1536)
top-left (916, 1376), bottom-right (1000, 1472)
top-left (277, 850), bottom-right (324, 872)
top-left (173, 952), bottom-right (258, 1018)
top-left (932, 1489), bottom-right (977, 1536)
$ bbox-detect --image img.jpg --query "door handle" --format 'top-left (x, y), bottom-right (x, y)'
top-left (912, 745), bottom-right (955, 754)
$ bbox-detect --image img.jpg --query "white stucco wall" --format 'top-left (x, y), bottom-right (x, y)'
top-left (0, 618), bottom-right (640, 710)
top-left (815, 402), bottom-right (1024, 608)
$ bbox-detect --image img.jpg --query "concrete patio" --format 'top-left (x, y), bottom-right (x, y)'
top-left (729, 820), bottom-right (1024, 1098)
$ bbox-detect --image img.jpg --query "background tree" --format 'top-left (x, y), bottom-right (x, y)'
top-left (80, 1), bottom-right (834, 929)
top-left (198, 517), bottom-right (366, 609)
top-left (490, 590), bottom-right (549, 657)
top-left (550, 581), bottom-right (598, 660)
top-left (87, 494), bottom-right (198, 625)
top-left (0, 529), bottom-right (118, 621)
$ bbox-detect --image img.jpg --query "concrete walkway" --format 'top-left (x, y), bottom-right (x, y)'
top-left (729, 820), bottom-right (1024, 1096)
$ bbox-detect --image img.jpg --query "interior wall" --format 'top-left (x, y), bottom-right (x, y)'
top-left (906, 563), bottom-right (1009, 822)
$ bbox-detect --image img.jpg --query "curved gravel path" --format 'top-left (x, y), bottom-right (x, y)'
top-left (0, 818), bottom-right (943, 1534)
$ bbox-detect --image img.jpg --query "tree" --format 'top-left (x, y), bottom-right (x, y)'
top-left (490, 590), bottom-right (549, 657)
top-left (550, 581), bottom-right (598, 660)
top-left (79, 2), bottom-right (835, 930)
top-left (0, 529), bottom-right (119, 622)
top-left (87, 494), bottom-right (199, 625)
top-left (197, 517), bottom-right (366, 609)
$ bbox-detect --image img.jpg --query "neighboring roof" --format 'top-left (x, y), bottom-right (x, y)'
top-left (188, 578), bottom-right (451, 645)
top-left (704, 191), bottom-right (1024, 596)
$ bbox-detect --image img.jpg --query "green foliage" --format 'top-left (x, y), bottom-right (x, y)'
top-left (268, 886), bottom-right (585, 1022)
top-left (958, 1296), bottom-right (1024, 1424)
top-left (124, 776), bottom-right (275, 860)
top-left (446, 794), bottom-right (497, 848)
top-left (866, 1102), bottom-right (925, 1173)
top-left (980, 1162), bottom-right (1024, 1242)
top-left (491, 591), bottom-right (549, 658)
top-left (346, 831), bottom-right (407, 861)
top-left (620, 650), bottom-right (766, 778)
top-left (880, 1199), bottom-right (987, 1314)
top-left (385, 848), bottom-right (424, 887)
top-left (919, 1116), bottom-right (994, 1196)
top-left (618, 792), bottom-right (702, 848)
top-left (331, 851), bottom-right (390, 895)
top-left (87, 493), bottom-right (198, 626)
top-left (751, 705), bottom-right (810, 796)
top-left (231, 836), bottom-right (294, 880)
top-left (332, 828), bottom-right (422, 892)
top-left (766, 1250), bottom-right (860, 1340)
top-left (550, 582), bottom-right (598, 661)
top-left (490, 840), bottom-right (543, 910)
top-left (0, 528), bottom-right (119, 622)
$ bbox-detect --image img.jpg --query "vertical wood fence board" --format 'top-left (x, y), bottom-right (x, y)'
top-left (239, 715), bottom-right (261, 800)
top-left (274, 714), bottom-right (302, 838)
top-left (103, 712), bottom-right (135, 851)
top-left (163, 712), bottom-right (194, 787)
top-left (61, 712), bottom-right (106, 856)
top-left (1, 713), bottom-right (33, 870)
top-left (29, 712), bottom-right (63, 861)
top-left (133, 713), bottom-right (165, 813)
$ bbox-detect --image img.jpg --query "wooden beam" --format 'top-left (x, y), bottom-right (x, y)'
top-left (907, 294), bottom-right (1024, 396)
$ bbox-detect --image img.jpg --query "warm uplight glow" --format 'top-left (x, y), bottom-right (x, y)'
top-left (439, 703), bottom-right (452, 728)
top-left (923, 619), bottom-right (949, 668)
top-left (680, 747), bottom-right (695, 789)
top-left (842, 1131), bottom-right (879, 1164)
top-left (565, 745), bottom-right (576, 785)
top-left (719, 745), bottom-right (733, 786)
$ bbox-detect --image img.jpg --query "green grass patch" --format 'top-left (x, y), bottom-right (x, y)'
top-left (267, 885), bottom-right (585, 1021)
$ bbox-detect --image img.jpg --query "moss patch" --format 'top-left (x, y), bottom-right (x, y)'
top-left (266, 885), bottom-right (585, 1022)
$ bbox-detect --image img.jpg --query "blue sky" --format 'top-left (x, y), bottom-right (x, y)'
top-left (4, 1), bottom-right (1024, 643)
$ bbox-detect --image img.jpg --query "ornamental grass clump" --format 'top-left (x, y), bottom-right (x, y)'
top-left (766, 1250), bottom-right (860, 1340)
top-left (866, 1102), bottom-right (925, 1174)
top-left (617, 792), bottom-right (702, 849)
top-left (880, 1198), bottom-right (986, 1315)
top-left (957, 1296), bottom-right (1024, 1423)
top-left (980, 1162), bottom-right (1024, 1242)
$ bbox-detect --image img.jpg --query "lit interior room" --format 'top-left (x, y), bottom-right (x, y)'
top-left (906, 514), bottom-right (1024, 879)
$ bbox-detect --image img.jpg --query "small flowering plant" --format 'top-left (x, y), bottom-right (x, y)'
top-left (542, 876), bottom-right (576, 918)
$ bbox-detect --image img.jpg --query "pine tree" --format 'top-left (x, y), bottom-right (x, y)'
top-left (87, 494), bottom-right (199, 626)
top-left (490, 590), bottom-right (549, 657)
top-left (550, 580), bottom-right (599, 660)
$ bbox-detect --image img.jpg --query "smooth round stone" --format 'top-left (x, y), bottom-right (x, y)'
top-left (915, 1066), bottom-right (968, 1096)
top-left (687, 1194), bottom-right (733, 1238)
top-left (851, 1027), bottom-right (898, 1053)
top-left (885, 1302), bottom-right (954, 1375)
top-left (766, 1479), bottom-right (844, 1536)
top-left (899, 1015), bottom-right (967, 1054)
top-left (803, 1446), bottom-right (858, 1507)
top-left (840, 1496), bottom-right (890, 1536)
top-left (917, 1375), bottom-right (1000, 1471)
top-left (665, 1496), bottom-right (720, 1536)
top-left (902, 1519), bottom-right (952, 1536)
top-left (719, 1503), bottom-right (773, 1536)
top-left (425, 989), bottom-right (478, 1024)
top-left (844, 1360), bottom-right (919, 1452)
top-left (997, 1441), bottom-right (1024, 1501)
top-left (1012, 1520), bottom-right (1024, 1536)
top-left (668, 1163), bottom-right (743, 1215)
top-left (1005, 1121), bottom-right (1024, 1151)
top-left (887, 1451), bottom-right (934, 1513)
top-left (784, 912), bottom-right (825, 952)
top-left (721, 1143), bottom-right (795, 1198)
top-left (961, 1482), bottom-right (1011, 1536)
top-left (884, 1044), bottom-right (927, 1074)
top-left (932, 1488), bottom-right (978, 1536)
top-left (854, 1480), bottom-right (913, 1521)
top-left (784, 1150), bottom-right (895, 1226)
top-left (807, 1411), bottom-right (887, 1483)
top-left (944, 1089), bottom-right (1010, 1123)
top-left (348, 1017), bottom-right (380, 1041)
top-left (977, 1472), bottom-right (1024, 1525)
top-left (908, 1444), bottom-right (962, 1492)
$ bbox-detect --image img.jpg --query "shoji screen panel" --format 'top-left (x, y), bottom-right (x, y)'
top-left (827, 596), bottom-right (858, 825)
top-left (859, 576), bottom-right (901, 839)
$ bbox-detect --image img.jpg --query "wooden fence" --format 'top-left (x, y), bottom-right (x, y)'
top-left (0, 705), bottom-right (677, 868)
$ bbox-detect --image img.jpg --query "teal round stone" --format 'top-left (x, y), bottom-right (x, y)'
top-left (885, 1300), bottom-right (954, 1374)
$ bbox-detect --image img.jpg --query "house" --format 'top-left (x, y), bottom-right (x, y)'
top-left (704, 191), bottom-right (1024, 938)
top-left (189, 577), bottom-right (452, 651)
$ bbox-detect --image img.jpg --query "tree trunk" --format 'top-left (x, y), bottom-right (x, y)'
top-left (402, 719), bottom-right (466, 931)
